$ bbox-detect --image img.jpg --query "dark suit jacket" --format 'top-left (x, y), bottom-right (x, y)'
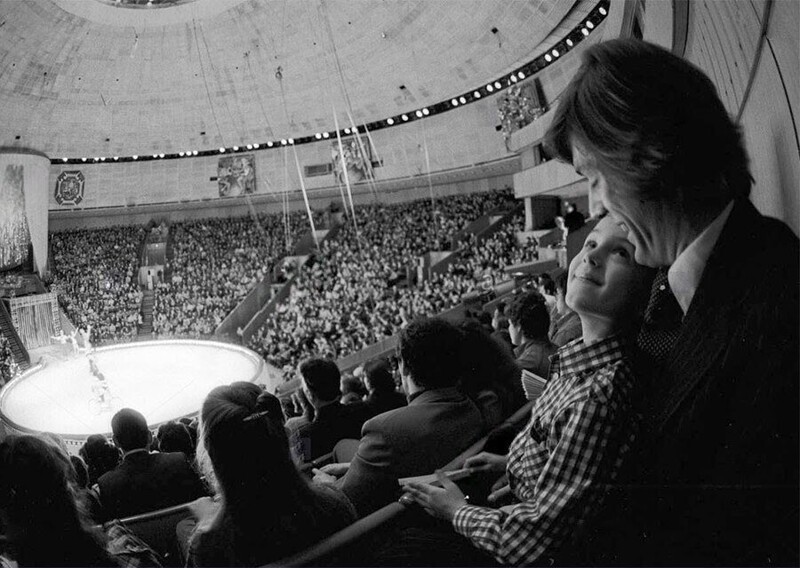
top-left (97, 450), bottom-right (206, 521)
top-left (339, 387), bottom-right (484, 516)
top-left (576, 200), bottom-right (799, 566)
top-left (295, 401), bottom-right (369, 462)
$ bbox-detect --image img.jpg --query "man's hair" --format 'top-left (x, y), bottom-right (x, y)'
top-left (363, 359), bottom-right (396, 393)
top-left (545, 38), bottom-right (751, 207)
top-left (507, 290), bottom-right (550, 340)
top-left (110, 408), bottom-right (150, 452)
top-left (398, 317), bottom-right (462, 389)
top-left (298, 358), bottom-right (342, 402)
top-left (155, 421), bottom-right (194, 456)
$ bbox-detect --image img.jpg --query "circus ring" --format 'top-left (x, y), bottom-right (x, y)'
top-left (0, 340), bottom-right (268, 455)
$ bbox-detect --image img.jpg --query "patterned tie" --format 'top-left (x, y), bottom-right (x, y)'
top-left (637, 268), bottom-right (683, 367)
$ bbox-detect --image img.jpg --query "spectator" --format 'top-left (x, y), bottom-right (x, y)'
top-left (184, 384), bottom-right (356, 566)
top-left (506, 290), bottom-right (556, 378)
top-left (360, 358), bottom-right (407, 417)
top-left (154, 421), bottom-right (195, 459)
top-left (548, 270), bottom-right (582, 347)
top-left (314, 318), bottom-right (484, 517)
top-left (79, 434), bottom-right (121, 486)
top-left (339, 375), bottom-right (367, 405)
top-left (563, 201), bottom-right (586, 232)
top-left (96, 408), bottom-right (206, 521)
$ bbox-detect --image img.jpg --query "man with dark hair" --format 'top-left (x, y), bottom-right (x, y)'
top-left (544, 38), bottom-right (799, 565)
top-left (314, 318), bottom-right (484, 516)
top-left (506, 290), bottom-right (556, 377)
top-left (548, 270), bottom-right (582, 347)
top-left (97, 408), bottom-right (205, 521)
top-left (293, 358), bottom-right (369, 462)
top-left (361, 358), bottom-right (406, 417)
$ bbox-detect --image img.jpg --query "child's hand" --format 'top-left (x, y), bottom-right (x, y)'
top-left (464, 451), bottom-right (508, 474)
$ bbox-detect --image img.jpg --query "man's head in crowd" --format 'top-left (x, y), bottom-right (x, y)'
top-left (363, 359), bottom-right (396, 394)
top-left (397, 317), bottom-right (462, 394)
top-left (299, 357), bottom-right (342, 408)
top-left (567, 216), bottom-right (655, 338)
top-left (546, 38), bottom-right (750, 268)
top-left (506, 290), bottom-right (550, 346)
top-left (111, 408), bottom-right (151, 453)
top-left (155, 421), bottom-right (194, 456)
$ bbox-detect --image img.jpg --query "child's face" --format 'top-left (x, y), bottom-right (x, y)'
top-left (566, 216), bottom-right (652, 322)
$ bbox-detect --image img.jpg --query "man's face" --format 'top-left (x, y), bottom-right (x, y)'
top-left (566, 216), bottom-right (652, 323)
top-left (508, 320), bottom-right (522, 346)
top-left (571, 144), bottom-right (668, 267)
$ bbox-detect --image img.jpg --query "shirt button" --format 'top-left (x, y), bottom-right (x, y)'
top-left (659, 284), bottom-right (666, 291)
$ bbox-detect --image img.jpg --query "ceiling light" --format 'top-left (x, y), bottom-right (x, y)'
top-left (552, 49), bottom-right (559, 57)
top-left (253, 144), bottom-right (259, 149)
top-left (344, 128), bottom-right (351, 134)
top-left (315, 133), bottom-right (322, 139)
top-left (82, 158), bottom-right (87, 162)
top-left (322, 132), bottom-right (330, 138)
top-left (288, 138), bottom-right (294, 144)
top-left (114, 156), bottom-right (119, 160)
top-left (459, 96), bottom-right (466, 104)
top-left (232, 146), bottom-right (239, 151)
top-left (281, 139), bottom-right (287, 145)
top-left (179, 152), bottom-right (185, 156)
top-left (415, 110), bottom-right (423, 117)
top-left (510, 75), bottom-right (518, 82)
top-left (246, 144), bottom-right (253, 149)
top-left (582, 28), bottom-right (589, 36)
top-left (487, 84), bottom-right (494, 92)
top-left (473, 91), bottom-right (481, 98)
top-left (62, 158), bottom-right (68, 162)
top-left (132, 155), bottom-right (138, 160)
top-left (422, 108), bottom-right (430, 115)
top-left (219, 147), bottom-right (225, 153)
top-left (599, 6), bottom-right (607, 15)
top-left (387, 118), bottom-right (394, 125)
top-left (267, 141), bottom-right (274, 147)
top-left (159, 153), bottom-right (164, 158)
top-left (451, 98), bottom-right (458, 106)
top-left (566, 39), bottom-right (573, 47)
top-left (545, 54), bottom-right (552, 62)
top-left (153, 154), bottom-right (158, 158)
top-left (100, 157), bottom-right (106, 161)
top-left (402, 114), bottom-right (409, 121)
top-left (586, 20), bottom-right (595, 29)
top-left (192, 150), bottom-right (198, 155)
top-left (518, 71), bottom-right (525, 79)
top-left (494, 81), bottom-right (501, 89)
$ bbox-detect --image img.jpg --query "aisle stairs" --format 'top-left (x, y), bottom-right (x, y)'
top-left (138, 290), bottom-right (154, 337)
top-left (0, 299), bottom-right (30, 372)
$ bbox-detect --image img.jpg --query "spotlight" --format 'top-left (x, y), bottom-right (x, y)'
top-left (192, 150), bottom-right (198, 155)
top-left (422, 108), bottom-right (429, 115)
top-left (415, 110), bottom-right (423, 118)
top-left (253, 144), bottom-right (259, 149)
top-left (315, 133), bottom-right (322, 139)
top-left (246, 144), bottom-right (253, 149)
top-left (586, 20), bottom-right (594, 29)
top-left (267, 141), bottom-right (274, 147)
top-left (566, 38), bottom-right (573, 47)
top-left (178, 151), bottom-right (184, 156)
top-left (387, 118), bottom-right (394, 125)
top-left (322, 132), bottom-right (330, 138)
top-left (510, 75), bottom-right (518, 82)
top-left (62, 158), bottom-right (68, 162)
top-left (473, 91), bottom-right (481, 98)
top-left (132, 155), bottom-right (138, 160)
top-left (281, 139), bottom-right (287, 145)
top-left (82, 158), bottom-right (87, 162)
top-left (493, 81), bottom-right (501, 89)
top-left (159, 153), bottom-right (164, 158)
top-left (582, 28), bottom-right (589, 36)
top-left (219, 147), bottom-right (225, 153)
top-left (599, 6), bottom-right (607, 15)
top-left (552, 49), bottom-right (559, 57)
top-left (459, 96), bottom-right (466, 104)
top-left (451, 98), bottom-right (458, 106)
top-left (518, 71), bottom-right (525, 79)
top-left (487, 84), bottom-right (494, 92)
top-left (288, 138), bottom-right (294, 144)
top-left (545, 54), bottom-right (552, 62)
top-left (153, 154), bottom-right (158, 158)
top-left (402, 114), bottom-right (409, 121)
top-left (114, 156), bottom-right (119, 160)
top-left (100, 157), bottom-right (106, 161)
top-left (232, 146), bottom-right (239, 151)
top-left (344, 127), bottom-right (350, 134)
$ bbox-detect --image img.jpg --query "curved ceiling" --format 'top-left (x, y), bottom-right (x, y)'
top-left (0, 0), bottom-right (594, 158)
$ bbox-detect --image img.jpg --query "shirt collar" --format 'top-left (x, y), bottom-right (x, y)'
top-left (122, 447), bottom-right (149, 460)
top-left (668, 201), bottom-right (734, 314)
top-left (550, 334), bottom-right (628, 377)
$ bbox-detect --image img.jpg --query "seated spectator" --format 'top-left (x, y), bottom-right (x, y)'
top-left (154, 421), bottom-right (195, 459)
top-left (548, 270), bottom-right (583, 347)
top-left (340, 375), bottom-right (368, 405)
top-left (0, 434), bottom-right (160, 567)
top-left (314, 318), bottom-right (484, 517)
top-left (401, 215), bottom-right (655, 565)
top-left (506, 290), bottom-right (556, 378)
top-left (563, 201), bottom-right (586, 232)
top-left (96, 408), bottom-right (206, 521)
top-left (79, 434), bottom-right (121, 486)
top-left (360, 358), bottom-right (407, 417)
top-left (184, 384), bottom-right (356, 566)
top-left (489, 302), bottom-right (513, 353)
top-left (292, 358), bottom-right (370, 462)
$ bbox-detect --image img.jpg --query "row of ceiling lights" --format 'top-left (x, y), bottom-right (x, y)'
top-left (55, 1), bottom-right (608, 165)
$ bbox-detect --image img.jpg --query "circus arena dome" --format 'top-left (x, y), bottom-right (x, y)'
top-left (0, 340), bottom-right (268, 454)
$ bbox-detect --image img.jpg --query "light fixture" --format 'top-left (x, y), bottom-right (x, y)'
top-left (387, 118), bottom-right (394, 125)
top-left (232, 146), bottom-right (239, 151)
top-left (281, 139), bottom-right (287, 145)
top-left (219, 147), bottom-right (225, 153)
top-left (586, 20), bottom-right (594, 29)
top-left (493, 81), bottom-right (501, 89)
top-left (253, 144), bottom-right (259, 149)
top-left (288, 138), bottom-right (294, 144)
top-left (402, 114), bottom-right (409, 121)
top-left (599, 6), bottom-right (607, 15)
top-left (100, 157), bottom-right (106, 161)
top-left (82, 158), bottom-right (87, 162)
top-left (566, 38), bottom-right (573, 47)
top-left (94, 157), bottom-right (99, 162)
top-left (510, 75), bottom-right (518, 83)
top-left (114, 156), bottom-right (119, 160)
top-left (459, 96), bottom-right (466, 104)
top-left (159, 153), bottom-right (164, 158)
top-left (192, 150), bottom-right (198, 155)
top-left (415, 110), bottom-right (423, 117)
top-left (518, 71), bottom-right (525, 79)
top-left (473, 91), bottom-right (481, 98)
top-left (487, 84), bottom-right (494, 92)
top-left (582, 28), bottom-right (589, 36)
top-left (246, 144), bottom-right (253, 149)
top-left (344, 127), bottom-right (350, 134)
top-left (62, 158), bottom-right (68, 162)
top-left (552, 49), bottom-right (559, 57)
top-left (423, 108), bottom-right (430, 115)
top-left (322, 132), bottom-right (330, 138)
top-left (179, 151), bottom-right (184, 156)
top-left (315, 133), bottom-right (322, 139)
top-left (451, 98), bottom-right (458, 106)
top-left (545, 54), bottom-right (552, 62)
top-left (132, 155), bottom-right (138, 160)
top-left (153, 154), bottom-right (158, 158)
top-left (267, 141), bottom-right (274, 147)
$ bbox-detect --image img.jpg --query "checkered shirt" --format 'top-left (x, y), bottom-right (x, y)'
top-left (453, 335), bottom-right (639, 566)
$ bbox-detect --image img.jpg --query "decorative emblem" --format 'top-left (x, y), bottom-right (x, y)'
top-left (55, 171), bottom-right (85, 206)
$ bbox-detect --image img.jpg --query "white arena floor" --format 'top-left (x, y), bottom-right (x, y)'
top-left (0, 340), bottom-right (269, 450)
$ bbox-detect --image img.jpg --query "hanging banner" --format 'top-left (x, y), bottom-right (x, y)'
top-left (331, 137), bottom-right (372, 183)
top-left (218, 154), bottom-right (256, 197)
top-left (54, 170), bottom-right (85, 206)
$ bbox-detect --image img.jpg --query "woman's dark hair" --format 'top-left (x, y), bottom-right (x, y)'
top-left (79, 434), bottom-right (121, 485)
top-left (398, 317), bottom-right (462, 389)
top-left (507, 290), bottom-right (550, 340)
top-left (0, 435), bottom-right (114, 567)
top-left (155, 421), bottom-right (195, 457)
top-left (545, 38), bottom-right (751, 207)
